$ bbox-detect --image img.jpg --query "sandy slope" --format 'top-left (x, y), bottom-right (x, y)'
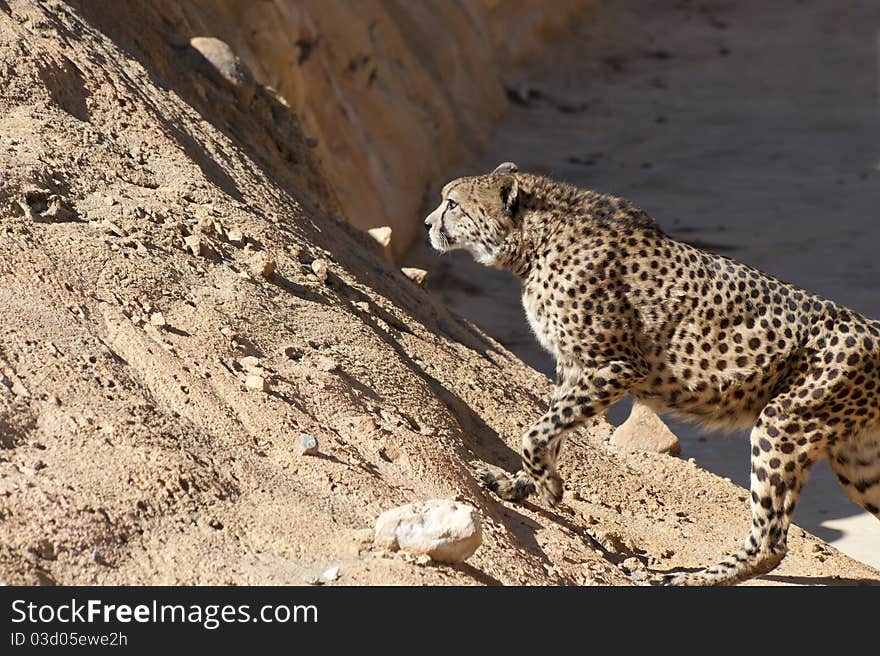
top-left (0, 0), bottom-right (876, 586)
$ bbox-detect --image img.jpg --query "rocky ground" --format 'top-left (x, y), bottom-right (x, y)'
top-left (0, 0), bottom-right (877, 586)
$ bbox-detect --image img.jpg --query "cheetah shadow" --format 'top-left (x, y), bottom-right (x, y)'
top-left (336, 287), bottom-right (593, 572)
top-left (761, 574), bottom-right (879, 586)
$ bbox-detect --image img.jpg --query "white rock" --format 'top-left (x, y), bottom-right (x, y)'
top-left (239, 356), bottom-right (262, 371)
top-left (297, 433), bottom-right (318, 456)
top-left (401, 267), bottom-right (428, 287)
top-left (227, 227), bottom-right (244, 247)
top-left (149, 312), bottom-right (166, 328)
top-left (244, 374), bottom-right (268, 391)
top-left (310, 258), bottom-right (328, 282)
top-left (184, 234), bottom-right (202, 257)
top-left (322, 566), bottom-right (340, 581)
top-left (373, 499), bottom-right (481, 563)
top-left (367, 226), bottom-right (394, 263)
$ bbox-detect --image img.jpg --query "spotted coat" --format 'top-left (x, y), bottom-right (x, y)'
top-left (424, 163), bottom-right (880, 585)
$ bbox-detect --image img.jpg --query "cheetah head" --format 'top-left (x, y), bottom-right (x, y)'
top-left (424, 162), bottom-right (520, 267)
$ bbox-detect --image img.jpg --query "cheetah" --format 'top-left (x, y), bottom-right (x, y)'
top-left (424, 162), bottom-right (880, 585)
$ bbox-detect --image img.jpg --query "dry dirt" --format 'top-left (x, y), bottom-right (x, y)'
top-left (0, 0), bottom-right (877, 586)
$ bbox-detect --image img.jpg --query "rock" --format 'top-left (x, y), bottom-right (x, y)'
top-left (239, 356), bottom-right (262, 371)
top-left (310, 258), bottom-right (328, 282)
top-left (303, 575), bottom-right (323, 586)
top-left (322, 566), bottom-right (339, 581)
top-left (184, 234), bottom-right (203, 257)
top-left (244, 374), bottom-right (268, 391)
top-left (611, 401), bottom-right (681, 456)
top-left (189, 37), bottom-right (256, 107)
top-left (98, 220), bottom-right (124, 237)
top-left (226, 227), bottom-right (244, 246)
top-left (195, 212), bottom-right (218, 235)
top-left (367, 226), bottom-right (394, 263)
top-left (621, 556), bottom-right (645, 573)
top-left (401, 267), bottom-right (428, 287)
top-left (283, 346), bottom-right (303, 360)
top-left (314, 355), bottom-right (337, 372)
top-left (149, 312), bottom-right (166, 328)
top-left (42, 198), bottom-right (75, 222)
top-left (373, 499), bottom-right (482, 563)
top-left (297, 433), bottom-right (319, 456)
top-left (249, 254), bottom-right (276, 278)
top-left (31, 538), bottom-right (57, 561)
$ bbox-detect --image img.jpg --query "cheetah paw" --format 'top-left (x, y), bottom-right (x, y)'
top-left (658, 569), bottom-right (733, 586)
top-left (477, 468), bottom-right (535, 502)
top-left (536, 473), bottom-right (564, 507)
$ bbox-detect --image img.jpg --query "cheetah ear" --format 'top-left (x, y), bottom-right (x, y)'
top-left (500, 175), bottom-right (519, 214)
top-left (492, 161), bottom-right (518, 175)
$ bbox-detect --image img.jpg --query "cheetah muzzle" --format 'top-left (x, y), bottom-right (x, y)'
top-left (424, 162), bottom-right (880, 586)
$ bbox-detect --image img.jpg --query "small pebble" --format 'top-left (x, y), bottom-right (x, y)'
top-left (244, 374), bottom-right (268, 391)
top-left (401, 267), bottom-right (428, 286)
top-left (323, 566), bottom-right (340, 581)
top-left (227, 227), bottom-right (244, 246)
top-left (250, 255), bottom-right (276, 278)
top-left (297, 433), bottom-right (319, 456)
top-left (314, 355), bottom-right (337, 372)
top-left (239, 356), bottom-right (261, 370)
top-left (98, 220), bottom-right (124, 236)
top-left (149, 312), bottom-right (166, 328)
top-left (184, 234), bottom-right (203, 257)
top-left (310, 258), bottom-right (328, 281)
top-left (367, 227), bottom-right (393, 263)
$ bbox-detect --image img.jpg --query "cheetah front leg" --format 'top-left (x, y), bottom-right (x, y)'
top-left (481, 361), bottom-right (641, 505)
top-left (664, 399), bottom-right (823, 585)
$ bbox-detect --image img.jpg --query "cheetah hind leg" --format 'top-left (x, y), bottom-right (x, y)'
top-left (829, 433), bottom-right (880, 519)
top-left (662, 410), bottom-right (818, 586)
top-left (478, 467), bottom-right (535, 502)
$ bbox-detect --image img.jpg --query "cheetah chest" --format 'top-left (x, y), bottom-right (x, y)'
top-left (522, 285), bottom-right (560, 357)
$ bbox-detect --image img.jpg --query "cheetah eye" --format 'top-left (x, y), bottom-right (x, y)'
top-left (446, 199), bottom-right (458, 211)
